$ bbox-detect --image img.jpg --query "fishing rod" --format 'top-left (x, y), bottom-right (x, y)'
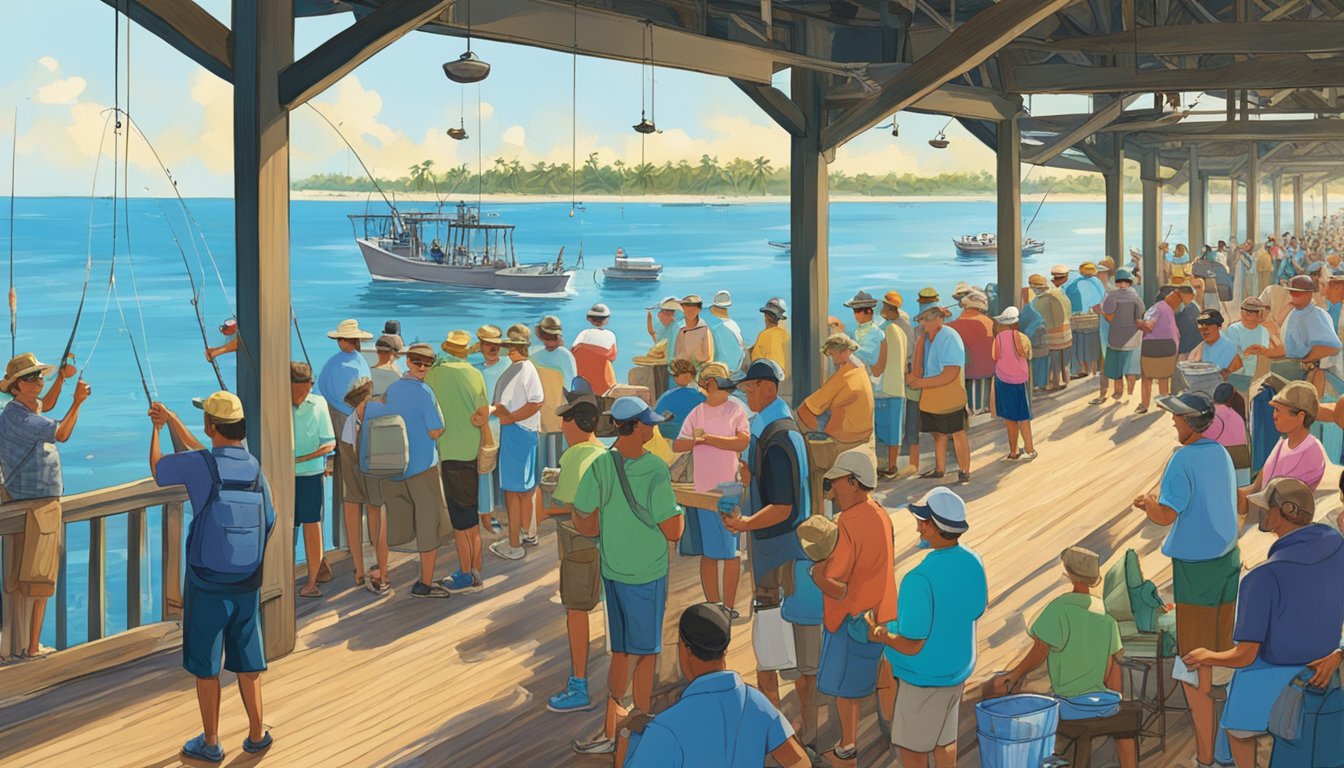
top-left (64, 112), bottom-right (115, 378)
top-left (304, 103), bottom-right (402, 225)
top-left (159, 201), bottom-right (226, 390)
top-left (8, 108), bottom-right (16, 357)
top-left (292, 307), bottom-right (311, 368)
top-left (1024, 185), bottom-right (1055, 235)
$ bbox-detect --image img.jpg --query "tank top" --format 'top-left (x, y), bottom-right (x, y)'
top-left (994, 330), bottom-right (1029, 385)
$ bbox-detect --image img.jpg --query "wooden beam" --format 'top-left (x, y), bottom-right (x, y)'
top-left (732, 79), bottom-right (806, 137)
top-left (1175, 0), bottom-right (1222, 22)
top-left (1042, 21), bottom-right (1344, 55)
top-left (820, 0), bottom-right (1066, 150)
top-left (280, 0), bottom-right (452, 109)
top-left (99, 0), bottom-right (232, 82)
top-left (908, 83), bottom-right (1020, 121)
top-left (788, 68), bottom-right (828, 409)
top-left (1024, 94), bottom-right (1138, 164)
top-left (1135, 119), bottom-right (1344, 143)
top-left (1012, 56), bottom-right (1344, 94)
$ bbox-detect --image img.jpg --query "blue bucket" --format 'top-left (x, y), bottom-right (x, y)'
top-left (976, 694), bottom-right (1060, 768)
top-left (716, 481), bottom-right (744, 514)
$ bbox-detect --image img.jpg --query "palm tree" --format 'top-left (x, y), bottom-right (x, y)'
top-left (612, 159), bottom-right (627, 198)
top-left (507, 159), bottom-right (524, 193)
top-left (632, 162), bottom-right (657, 194)
top-left (698, 154), bottom-right (720, 194)
top-left (408, 162), bottom-right (427, 191)
top-left (724, 158), bottom-right (752, 195)
top-left (750, 156), bottom-right (773, 194)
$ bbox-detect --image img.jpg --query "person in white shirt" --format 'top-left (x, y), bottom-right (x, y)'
top-left (490, 325), bottom-right (546, 561)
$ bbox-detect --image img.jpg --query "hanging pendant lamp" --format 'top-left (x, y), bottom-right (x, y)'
top-left (929, 117), bottom-right (953, 149)
top-left (447, 126), bottom-right (468, 141)
top-left (444, 1), bottom-right (490, 83)
top-left (633, 22), bottom-right (658, 134)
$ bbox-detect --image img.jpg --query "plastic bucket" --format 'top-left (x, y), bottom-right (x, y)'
top-left (1057, 691), bottom-right (1121, 720)
top-left (975, 694), bottom-right (1060, 768)
top-left (1176, 361), bottom-right (1222, 396)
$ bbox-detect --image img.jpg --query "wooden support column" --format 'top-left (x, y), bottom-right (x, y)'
top-left (1294, 174), bottom-right (1304, 235)
top-left (1272, 174), bottom-right (1282, 237)
top-left (1105, 137), bottom-right (1124, 267)
top-left (996, 115), bottom-right (1022, 311)
top-left (1230, 177), bottom-right (1240, 242)
top-left (1246, 142), bottom-right (1260, 246)
top-left (1188, 145), bottom-right (1205, 258)
top-left (1325, 182), bottom-right (1331, 221)
top-left (788, 67), bottom-right (829, 406)
top-left (233, 0), bottom-right (296, 660)
top-left (1141, 151), bottom-right (1162, 304)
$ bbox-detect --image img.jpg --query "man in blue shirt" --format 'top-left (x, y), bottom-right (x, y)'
top-left (149, 391), bottom-right (276, 763)
top-left (844, 290), bottom-right (885, 370)
top-left (316, 318), bottom-right (377, 589)
top-left (707, 290), bottom-right (747, 376)
top-left (1184, 477), bottom-right (1344, 768)
top-left (362, 341), bottom-right (451, 598)
top-left (1272, 275), bottom-right (1342, 394)
top-left (1189, 309), bottom-right (1243, 378)
top-left (619, 602), bottom-right (809, 768)
top-left (869, 486), bottom-right (986, 766)
top-left (1134, 391), bottom-right (1239, 768)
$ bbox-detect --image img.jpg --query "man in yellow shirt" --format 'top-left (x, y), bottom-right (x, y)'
top-left (750, 297), bottom-right (790, 377)
top-left (799, 334), bottom-right (875, 452)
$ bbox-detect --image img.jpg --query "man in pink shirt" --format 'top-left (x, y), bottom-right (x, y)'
top-left (1238, 381), bottom-right (1327, 519)
top-left (674, 363), bottom-right (751, 617)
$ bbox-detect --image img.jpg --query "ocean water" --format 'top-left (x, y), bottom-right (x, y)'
top-left (3, 194), bottom-right (1263, 645)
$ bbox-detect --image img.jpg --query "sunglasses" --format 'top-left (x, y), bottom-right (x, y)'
top-left (407, 357), bottom-right (434, 369)
top-left (822, 475), bottom-right (854, 492)
top-left (18, 371), bottom-right (44, 383)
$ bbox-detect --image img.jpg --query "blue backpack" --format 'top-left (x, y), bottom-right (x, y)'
top-left (188, 451), bottom-right (266, 584)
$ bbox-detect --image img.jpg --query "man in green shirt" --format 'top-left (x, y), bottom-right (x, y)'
top-left (425, 330), bottom-right (490, 593)
top-left (291, 363), bottom-right (336, 599)
top-left (572, 396), bottom-right (684, 755)
top-left (541, 383), bottom-right (608, 714)
top-left (992, 546), bottom-right (1137, 768)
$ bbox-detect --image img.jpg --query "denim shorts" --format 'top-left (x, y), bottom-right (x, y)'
top-left (182, 579), bottom-right (267, 679)
top-left (604, 575), bottom-right (667, 656)
top-left (817, 619), bottom-right (883, 699)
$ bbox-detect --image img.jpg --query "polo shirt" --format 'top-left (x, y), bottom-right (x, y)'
top-left (1029, 593), bottom-right (1123, 699)
top-left (0, 399), bottom-right (62, 499)
top-left (1282, 303), bottom-right (1342, 359)
top-left (884, 544), bottom-right (987, 688)
top-left (708, 315), bottom-right (746, 374)
top-left (751, 325), bottom-right (789, 371)
top-left (574, 450), bottom-right (681, 584)
top-left (364, 376), bottom-right (444, 480)
top-left (424, 358), bottom-right (488, 462)
top-left (822, 499), bottom-right (896, 633)
top-left (1233, 524), bottom-right (1344, 666)
top-left (317, 349), bottom-right (371, 417)
top-left (852, 320), bottom-right (885, 370)
top-left (1101, 287), bottom-right (1144, 350)
top-left (1197, 337), bottom-right (1239, 371)
top-left (293, 393), bottom-right (336, 477)
top-left (801, 361), bottom-right (873, 443)
top-left (1261, 433), bottom-right (1327, 491)
top-left (553, 441), bottom-right (606, 506)
top-left (1157, 438), bottom-right (1238, 562)
top-left (624, 670), bottom-right (793, 768)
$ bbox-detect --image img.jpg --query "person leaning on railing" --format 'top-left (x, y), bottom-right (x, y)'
top-left (0, 352), bottom-right (91, 660)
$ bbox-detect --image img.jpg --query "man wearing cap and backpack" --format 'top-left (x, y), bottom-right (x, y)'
top-left (869, 486), bottom-right (986, 768)
top-left (570, 396), bottom-right (684, 756)
top-left (148, 392), bottom-right (276, 763)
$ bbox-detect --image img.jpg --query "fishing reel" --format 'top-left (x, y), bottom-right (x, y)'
top-left (219, 317), bottom-right (238, 336)
top-left (61, 352), bottom-right (77, 380)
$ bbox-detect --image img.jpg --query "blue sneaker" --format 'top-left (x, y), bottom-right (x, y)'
top-left (182, 734), bottom-right (225, 763)
top-left (441, 570), bottom-right (482, 593)
top-left (548, 676), bottom-right (595, 713)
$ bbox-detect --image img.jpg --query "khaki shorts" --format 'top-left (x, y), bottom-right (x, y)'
top-left (331, 408), bottom-right (376, 506)
top-left (890, 679), bottom-right (962, 752)
top-left (793, 623), bottom-right (822, 677)
top-left (379, 467), bottom-right (451, 553)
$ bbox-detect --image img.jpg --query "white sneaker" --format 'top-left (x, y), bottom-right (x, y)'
top-left (489, 541), bottom-right (526, 561)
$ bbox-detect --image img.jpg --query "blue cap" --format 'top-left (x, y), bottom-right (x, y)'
top-left (734, 359), bottom-right (785, 385)
top-left (908, 487), bottom-right (969, 533)
top-left (606, 395), bottom-right (668, 425)
top-left (1113, 268), bottom-right (1134, 283)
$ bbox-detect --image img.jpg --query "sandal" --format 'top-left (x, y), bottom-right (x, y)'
top-left (299, 586), bottom-right (322, 599)
top-left (316, 559), bottom-right (333, 584)
top-left (1005, 453), bottom-right (1020, 461)
top-left (354, 573), bottom-right (366, 588)
top-left (1088, 396), bottom-right (1108, 405)
top-left (1135, 405), bottom-right (1149, 415)
top-left (918, 469), bottom-right (944, 479)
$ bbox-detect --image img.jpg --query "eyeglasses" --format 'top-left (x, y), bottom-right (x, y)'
top-left (407, 357), bottom-right (434, 369)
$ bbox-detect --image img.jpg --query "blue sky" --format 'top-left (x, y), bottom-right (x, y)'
top-left (2, 1), bottom-right (1099, 196)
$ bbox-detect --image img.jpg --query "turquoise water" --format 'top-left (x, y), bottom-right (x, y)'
top-left (3, 194), bottom-right (1271, 645)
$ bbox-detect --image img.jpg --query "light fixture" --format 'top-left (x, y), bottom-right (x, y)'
top-left (929, 132), bottom-right (949, 149)
top-left (447, 124), bottom-right (468, 141)
top-left (444, 1), bottom-right (490, 83)
top-left (633, 21), bottom-right (659, 134)
top-left (877, 120), bottom-right (899, 137)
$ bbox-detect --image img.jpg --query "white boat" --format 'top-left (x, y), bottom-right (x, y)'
top-left (349, 204), bottom-right (572, 294)
top-left (603, 248), bottom-right (662, 282)
top-left (952, 233), bottom-right (1045, 256)
top-left (767, 240), bottom-right (791, 255)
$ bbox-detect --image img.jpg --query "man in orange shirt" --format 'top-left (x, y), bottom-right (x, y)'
top-left (810, 449), bottom-right (897, 767)
top-left (798, 333), bottom-right (875, 455)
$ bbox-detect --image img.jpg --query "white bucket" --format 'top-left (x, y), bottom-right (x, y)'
top-left (1176, 361), bottom-right (1222, 395)
top-left (752, 604), bottom-right (797, 672)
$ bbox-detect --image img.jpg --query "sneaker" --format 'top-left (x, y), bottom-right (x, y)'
top-left (521, 533), bottom-right (540, 546)
top-left (181, 734), bottom-right (225, 763)
top-left (489, 540), bottom-right (526, 561)
top-left (365, 578), bottom-right (392, 597)
top-left (547, 676), bottom-right (596, 713)
top-left (242, 732), bottom-right (273, 754)
top-left (410, 581), bottom-right (451, 599)
top-left (1021, 450), bottom-right (1038, 461)
top-left (957, 471), bottom-right (971, 485)
top-left (572, 735), bottom-right (616, 755)
top-left (442, 570), bottom-right (482, 594)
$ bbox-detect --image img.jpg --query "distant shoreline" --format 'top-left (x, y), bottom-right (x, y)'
top-left (290, 190), bottom-right (1240, 205)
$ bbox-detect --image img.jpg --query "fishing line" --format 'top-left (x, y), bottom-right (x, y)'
top-left (159, 202), bottom-right (226, 390)
top-left (292, 307), bottom-right (312, 368)
top-left (117, 18), bottom-right (160, 397)
top-left (8, 108), bottom-right (16, 357)
top-left (305, 102), bottom-right (398, 219)
top-left (64, 111), bottom-right (114, 375)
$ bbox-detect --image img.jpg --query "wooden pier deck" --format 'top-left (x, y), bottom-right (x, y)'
top-left (0, 381), bottom-right (1330, 768)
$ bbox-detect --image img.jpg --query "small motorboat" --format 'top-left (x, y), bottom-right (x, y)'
top-left (767, 240), bottom-right (791, 254)
top-left (952, 233), bottom-right (1045, 256)
top-left (603, 247), bottom-right (662, 282)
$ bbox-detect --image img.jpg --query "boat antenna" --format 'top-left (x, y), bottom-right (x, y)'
top-left (7, 108), bottom-right (16, 357)
top-left (292, 307), bottom-right (311, 368)
top-left (160, 201), bottom-right (226, 390)
top-left (305, 102), bottom-right (400, 221)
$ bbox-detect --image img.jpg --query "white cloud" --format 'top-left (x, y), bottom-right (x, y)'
top-left (501, 125), bottom-right (526, 147)
top-left (38, 56), bottom-right (60, 73)
top-left (479, 101), bottom-right (494, 119)
top-left (35, 76), bottom-right (85, 105)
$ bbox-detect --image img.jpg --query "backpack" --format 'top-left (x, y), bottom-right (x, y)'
top-left (188, 451), bottom-right (266, 584)
top-left (361, 413), bottom-right (410, 477)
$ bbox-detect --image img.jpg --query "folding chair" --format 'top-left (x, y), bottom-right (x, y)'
top-left (1102, 550), bottom-right (1179, 755)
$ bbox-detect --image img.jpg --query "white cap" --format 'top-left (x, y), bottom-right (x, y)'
top-left (712, 290), bottom-right (733, 308)
top-left (588, 303), bottom-right (611, 318)
top-left (822, 448), bottom-right (878, 489)
top-left (908, 487), bottom-right (969, 533)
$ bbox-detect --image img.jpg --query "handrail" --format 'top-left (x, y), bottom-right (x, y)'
top-left (0, 477), bottom-right (187, 536)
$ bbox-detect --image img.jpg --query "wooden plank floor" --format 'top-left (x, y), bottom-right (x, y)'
top-left (0, 380), bottom-right (1335, 768)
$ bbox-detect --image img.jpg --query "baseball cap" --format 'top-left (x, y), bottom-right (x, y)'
top-left (1196, 309), bottom-right (1225, 326)
top-left (734, 359), bottom-right (784, 385)
top-left (712, 290), bottom-right (733, 308)
top-left (1270, 380), bottom-right (1320, 419)
top-left (1240, 297), bottom-right (1269, 312)
top-left (1245, 476), bottom-right (1315, 519)
top-left (192, 391), bottom-right (244, 423)
top-left (588, 303), bottom-right (611, 318)
top-left (696, 362), bottom-right (736, 390)
top-left (1060, 546), bottom-right (1101, 587)
top-left (908, 486), bottom-right (969, 533)
top-left (1285, 275), bottom-right (1316, 292)
top-left (1050, 264), bottom-right (1070, 277)
top-left (1154, 391), bottom-right (1215, 421)
top-left (606, 395), bottom-right (668, 425)
top-left (648, 296), bottom-right (680, 312)
top-left (822, 448), bottom-right (878, 489)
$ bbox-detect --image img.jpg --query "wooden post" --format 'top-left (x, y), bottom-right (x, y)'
top-left (0, 534), bottom-right (28, 657)
top-left (1246, 142), bottom-right (1260, 247)
top-left (88, 517), bottom-right (106, 642)
top-left (1293, 175), bottom-right (1304, 235)
top-left (55, 536), bottom-right (67, 649)
top-left (1188, 146), bottom-right (1205, 258)
top-left (1324, 182), bottom-right (1331, 221)
top-left (1105, 137), bottom-right (1124, 267)
top-left (126, 508), bottom-right (145, 630)
top-left (161, 501), bottom-right (184, 621)
top-left (233, 0), bottom-right (296, 660)
top-left (997, 114), bottom-right (1022, 310)
top-left (1272, 174), bottom-right (1282, 238)
top-left (788, 67), bottom-right (829, 406)
top-left (1230, 177), bottom-right (1240, 243)
top-left (1141, 151), bottom-right (1162, 304)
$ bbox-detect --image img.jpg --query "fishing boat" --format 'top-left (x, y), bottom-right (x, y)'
top-left (603, 247), bottom-right (662, 282)
top-left (952, 233), bottom-right (1045, 256)
top-left (767, 240), bottom-right (791, 254)
top-left (349, 203), bottom-right (571, 293)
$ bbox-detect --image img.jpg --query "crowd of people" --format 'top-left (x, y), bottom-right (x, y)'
top-left (5, 213), bottom-right (1344, 766)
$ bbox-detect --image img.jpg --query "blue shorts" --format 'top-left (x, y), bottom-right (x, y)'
top-left (293, 473), bottom-right (324, 526)
top-left (537, 431), bottom-right (565, 472)
top-left (817, 619), bottom-right (883, 699)
top-left (604, 576), bottom-right (667, 656)
top-left (1220, 657), bottom-right (1304, 735)
top-left (500, 423), bottom-right (539, 492)
top-left (691, 507), bottom-right (739, 560)
top-left (477, 466), bottom-right (501, 514)
top-left (875, 396), bottom-right (905, 448)
top-left (182, 579), bottom-right (266, 679)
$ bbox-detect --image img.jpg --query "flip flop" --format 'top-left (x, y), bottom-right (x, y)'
top-left (299, 587), bottom-right (322, 599)
top-left (316, 559), bottom-right (333, 584)
top-left (1088, 397), bottom-right (1108, 405)
top-left (918, 469), bottom-right (944, 479)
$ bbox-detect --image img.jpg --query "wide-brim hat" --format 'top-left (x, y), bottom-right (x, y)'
top-left (441, 329), bottom-right (473, 352)
top-left (992, 306), bottom-right (1020, 324)
top-left (712, 290), bottom-right (733, 308)
top-left (759, 299), bottom-right (787, 320)
top-left (1, 353), bottom-right (55, 391)
top-left (915, 304), bottom-right (950, 321)
top-left (882, 290), bottom-right (903, 308)
top-left (536, 315), bottom-right (563, 336)
top-left (476, 324), bottom-right (504, 345)
top-left (679, 294), bottom-right (704, 307)
top-left (327, 318), bottom-right (373, 340)
top-left (960, 292), bottom-right (989, 312)
top-left (404, 341), bottom-right (436, 359)
top-left (1028, 274), bottom-right (1048, 288)
top-left (916, 287), bottom-right (940, 303)
top-left (843, 290), bottom-right (878, 309)
top-left (588, 303), bottom-right (611, 319)
top-left (555, 387), bottom-right (602, 419)
top-left (797, 515), bottom-right (839, 562)
top-left (1079, 262), bottom-right (1098, 276)
top-left (1050, 264), bottom-right (1071, 277)
top-left (1284, 275), bottom-right (1317, 292)
top-left (375, 334), bottom-right (405, 353)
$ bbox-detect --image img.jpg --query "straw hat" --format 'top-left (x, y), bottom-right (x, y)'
top-left (882, 290), bottom-right (903, 308)
top-left (797, 516), bottom-right (839, 562)
top-left (476, 324), bottom-right (504, 344)
top-left (916, 287), bottom-right (940, 304)
top-left (1, 353), bottom-right (55, 391)
top-left (1079, 262), bottom-right (1098, 276)
top-left (441, 329), bottom-right (472, 353)
top-left (498, 325), bottom-right (531, 348)
top-left (326, 318), bottom-right (373, 340)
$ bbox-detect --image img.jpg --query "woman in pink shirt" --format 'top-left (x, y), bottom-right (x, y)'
top-left (1238, 381), bottom-right (1328, 518)
top-left (989, 306), bottom-right (1036, 460)
top-left (1204, 384), bottom-right (1251, 485)
top-left (674, 363), bottom-right (751, 617)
